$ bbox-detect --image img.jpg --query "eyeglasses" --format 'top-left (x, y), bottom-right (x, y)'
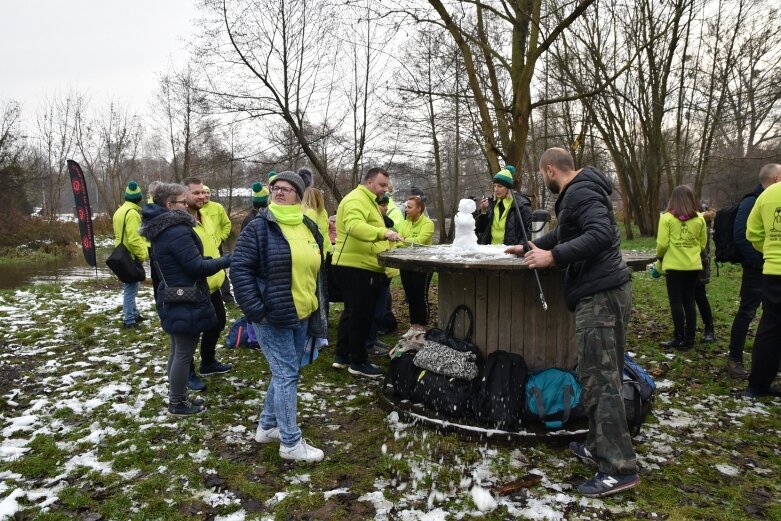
top-left (171, 199), bottom-right (187, 205)
top-left (271, 186), bottom-right (296, 195)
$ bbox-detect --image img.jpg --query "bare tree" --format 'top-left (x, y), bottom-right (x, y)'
top-left (155, 64), bottom-right (212, 182)
top-left (75, 101), bottom-right (143, 212)
top-left (35, 92), bottom-right (80, 221)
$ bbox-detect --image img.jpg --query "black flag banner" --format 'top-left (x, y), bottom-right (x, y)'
top-left (66, 160), bottom-right (97, 267)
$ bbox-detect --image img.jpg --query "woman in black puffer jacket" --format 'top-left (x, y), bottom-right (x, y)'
top-left (140, 183), bottom-right (231, 417)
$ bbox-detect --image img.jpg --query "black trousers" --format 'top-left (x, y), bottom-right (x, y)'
top-left (400, 270), bottom-right (432, 326)
top-left (694, 284), bottom-right (713, 327)
top-left (748, 275), bottom-right (781, 392)
top-left (728, 266), bottom-right (763, 359)
top-left (199, 290), bottom-right (226, 367)
top-left (665, 270), bottom-right (699, 342)
top-left (334, 265), bottom-right (387, 365)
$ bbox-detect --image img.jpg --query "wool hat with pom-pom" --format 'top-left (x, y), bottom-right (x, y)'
top-left (296, 167), bottom-right (314, 188)
top-left (492, 168), bottom-right (514, 189)
top-left (125, 181), bottom-right (143, 201)
top-left (252, 182), bottom-right (269, 205)
top-left (267, 170), bottom-right (278, 183)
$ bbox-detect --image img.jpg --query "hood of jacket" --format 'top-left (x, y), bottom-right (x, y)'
top-left (140, 206), bottom-right (196, 240)
top-left (564, 166), bottom-right (613, 197)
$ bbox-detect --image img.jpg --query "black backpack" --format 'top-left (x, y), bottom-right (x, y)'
top-left (414, 370), bottom-right (476, 418)
top-left (473, 351), bottom-right (529, 429)
top-left (386, 351), bottom-right (425, 401)
top-left (713, 192), bottom-right (757, 264)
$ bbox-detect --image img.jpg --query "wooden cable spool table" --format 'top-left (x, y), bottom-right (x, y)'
top-left (379, 246), bottom-right (656, 372)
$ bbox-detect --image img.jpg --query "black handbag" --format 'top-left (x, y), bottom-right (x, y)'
top-left (156, 260), bottom-right (201, 304)
top-left (106, 210), bottom-right (146, 283)
top-left (425, 304), bottom-right (483, 366)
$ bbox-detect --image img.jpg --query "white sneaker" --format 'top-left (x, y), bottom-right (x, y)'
top-left (279, 438), bottom-right (324, 462)
top-left (255, 425), bottom-right (280, 443)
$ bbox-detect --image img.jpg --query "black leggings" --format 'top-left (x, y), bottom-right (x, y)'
top-left (665, 270), bottom-right (699, 341)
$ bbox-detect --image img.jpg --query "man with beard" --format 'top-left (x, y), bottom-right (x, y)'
top-left (181, 177), bottom-right (234, 391)
top-left (506, 147), bottom-right (638, 497)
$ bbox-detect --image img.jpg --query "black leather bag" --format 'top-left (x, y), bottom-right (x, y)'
top-left (163, 285), bottom-right (200, 303)
top-left (106, 211), bottom-right (146, 283)
top-left (425, 304), bottom-right (483, 366)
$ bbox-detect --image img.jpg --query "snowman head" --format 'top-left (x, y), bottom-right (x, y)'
top-left (458, 198), bottom-right (476, 214)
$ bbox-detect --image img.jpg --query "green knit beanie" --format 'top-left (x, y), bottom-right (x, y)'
top-left (125, 181), bottom-right (143, 201)
top-left (252, 182), bottom-right (270, 205)
top-left (267, 170), bottom-right (278, 184)
top-left (493, 168), bottom-right (514, 189)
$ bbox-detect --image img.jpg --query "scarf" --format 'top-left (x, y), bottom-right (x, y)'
top-left (268, 202), bottom-right (304, 225)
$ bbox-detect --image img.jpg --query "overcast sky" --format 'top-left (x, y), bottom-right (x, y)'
top-left (0, 0), bottom-right (199, 123)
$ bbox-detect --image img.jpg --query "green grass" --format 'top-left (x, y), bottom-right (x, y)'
top-left (0, 248), bottom-right (779, 520)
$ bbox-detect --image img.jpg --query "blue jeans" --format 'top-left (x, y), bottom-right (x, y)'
top-left (252, 318), bottom-right (309, 447)
top-left (122, 281), bottom-right (140, 324)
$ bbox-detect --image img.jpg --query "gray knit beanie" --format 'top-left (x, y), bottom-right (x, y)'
top-left (270, 171), bottom-right (306, 199)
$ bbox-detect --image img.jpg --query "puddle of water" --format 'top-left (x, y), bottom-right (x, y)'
top-left (0, 254), bottom-right (149, 289)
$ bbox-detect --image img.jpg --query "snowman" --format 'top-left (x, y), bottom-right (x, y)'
top-left (452, 198), bottom-right (480, 252)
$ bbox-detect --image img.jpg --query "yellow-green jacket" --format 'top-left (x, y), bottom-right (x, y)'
top-left (656, 211), bottom-right (706, 273)
top-left (200, 200), bottom-right (232, 245)
top-left (193, 212), bottom-right (226, 293)
top-left (112, 201), bottom-right (148, 262)
top-left (398, 214), bottom-right (434, 246)
top-left (386, 195), bottom-right (404, 229)
top-left (746, 181), bottom-right (781, 275)
top-left (333, 184), bottom-right (390, 273)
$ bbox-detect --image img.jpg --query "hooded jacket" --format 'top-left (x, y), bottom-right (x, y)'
top-left (475, 192), bottom-right (533, 246)
top-left (333, 184), bottom-right (391, 273)
top-left (534, 166), bottom-right (631, 311)
top-left (140, 205), bottom-right (230, 334)
top-left (230, 208), bottom-right (328, 335)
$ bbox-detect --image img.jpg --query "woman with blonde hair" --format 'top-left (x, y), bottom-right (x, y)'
top-left (656, 185), bottom-right (707, 350)
top-left (302, 187), bottom-right (334, 257)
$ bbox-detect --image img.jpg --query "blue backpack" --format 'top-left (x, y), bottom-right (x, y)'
top-left (623, 354), bottom-right (656, 435)
top-left (225, 316), bottom-right (259, 349)
top-left (524, 368), bottom-right (584, 429)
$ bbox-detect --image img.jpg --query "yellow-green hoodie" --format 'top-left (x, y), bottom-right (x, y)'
top-left (112, 201), bottom-right (148, 262)
top-left (746, 181), bottom-right (781, 275)
top-left (333, 184), bottom-right (390, 273)
top-left (656, 211), bottom-right (707, 273)
top-left (193, 212), bottom-right (225, 292)
top-left (304, 207), bottom-right (334, 256)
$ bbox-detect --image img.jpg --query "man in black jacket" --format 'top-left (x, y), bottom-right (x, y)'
top-left (475, 166), bottom-right (532, 246)
top-left (507, 147), bottom-right (638, 497)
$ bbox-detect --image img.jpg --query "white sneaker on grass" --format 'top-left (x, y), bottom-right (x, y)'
top-left (255, 425), bottom-right (280, 444)
top-left (279, 438), bottom-right (324, 462)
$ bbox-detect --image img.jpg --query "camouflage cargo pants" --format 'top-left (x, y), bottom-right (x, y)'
top-left (575, 281), bottom-right (637, 475)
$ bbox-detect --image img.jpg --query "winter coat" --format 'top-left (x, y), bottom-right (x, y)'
top-left (534, 166), bottom-right (631, 311)
top-left (112, 201), bottom-right (148, 261)
top-left (475, 192), bottom-right (533, 246)
top-left (231, 208), bottom-right (328, 336)
top-left (734, 184), bottom-right (764, 270)
top-left (140, 205), bottom-right (230, 334)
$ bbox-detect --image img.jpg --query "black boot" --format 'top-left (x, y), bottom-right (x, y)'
top-left (702, 324), bottom-right (715, 343)
top-left (660, 335), bottom-right (686, 348)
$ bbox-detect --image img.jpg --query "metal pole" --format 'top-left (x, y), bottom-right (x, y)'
top-left (511, 192), bottom-right (548, 311)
